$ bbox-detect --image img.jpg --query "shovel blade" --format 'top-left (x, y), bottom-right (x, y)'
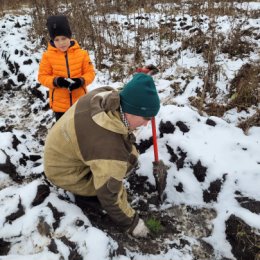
top-left (153, 160), bottom-right (168, 202)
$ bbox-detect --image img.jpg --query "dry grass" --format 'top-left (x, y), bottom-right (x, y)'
top-left (0, 0), bottom-right (32, 16)
top-left (1, 0), bottom-right (259, 122)
top-left (221, 24), bottom-right (256, 59)
top-left (229, 62), bottom-right (260, 111)
top-left (238, 110), bottom-right (260, 134)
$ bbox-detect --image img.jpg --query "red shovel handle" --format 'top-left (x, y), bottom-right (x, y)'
top-left (151, 117), bottom-right (159, 162)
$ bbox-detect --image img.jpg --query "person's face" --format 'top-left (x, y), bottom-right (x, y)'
top-left (53, 36), bottom-right (71, 52)
top-left (125, 113), bottom-right (152, 131)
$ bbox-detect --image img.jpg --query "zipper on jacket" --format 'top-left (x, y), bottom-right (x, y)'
top-left (65, 52), bottom-right (72, 107)
top-left (51, 88), bottom-right (55, 108)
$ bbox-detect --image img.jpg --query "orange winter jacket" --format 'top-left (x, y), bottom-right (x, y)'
top-left (38, 39), bottom-right (95, 112)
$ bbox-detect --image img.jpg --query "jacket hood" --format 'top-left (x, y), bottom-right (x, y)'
top-left (90, 88), bottom-right (128, 135)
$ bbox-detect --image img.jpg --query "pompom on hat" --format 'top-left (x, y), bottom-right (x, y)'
top-left (119, 73), bottom-right (160, 117)
top-left (46, 15), bottom-right (72, 40)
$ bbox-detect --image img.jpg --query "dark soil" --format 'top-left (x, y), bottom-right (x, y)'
top-left (203, 174), bottom-right (227, 203)
top-left (176, 121), bottom-right (190, 133)
top-left (5, 197), bottom-right (25, 224)
top-left (67, 155), bottom-right (259, 260)
top-left (31, 184), bottom-right (50, 206)
top-left (235, 191), bottom-right (260, 215)
top-left (136, 136), bottom-right (153, 154)
top-left (226, 214), bottom-right (260, 260)
top-left (192, 160), bottom-right (207, 182)
top-left (75, 173), bottom-right (217, 259)
top-left (159, 120), bottom-right (175, 138)
top-left (166, 144), bottom-right (187, 170)
top-left (0, 150), bottom-right (24, 184)
top-left (0, 239), bottom-right (11, 255)
top-left (47, 236), bottom-right (83, 260)
top-left (206, 118), bottom-right (217, 127)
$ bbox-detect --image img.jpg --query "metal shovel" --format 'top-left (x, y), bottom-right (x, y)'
top-left (151, 117), bottom-right (168, 202)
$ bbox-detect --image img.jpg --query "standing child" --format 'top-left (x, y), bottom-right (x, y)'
top-left (38, 15), bottom-right (95, 121)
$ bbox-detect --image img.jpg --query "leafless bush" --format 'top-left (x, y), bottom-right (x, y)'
top-left (238, 109), bottom-right (260, 134)
top-left (0, 0), bottom-right (32, 16)
top-left (2, 0), bottom-right (259, 99)
top-left (200, 61), bottom-right (260, 117)
top-left (184, 1), bottom-right (221, 113)
top-left (229, 62), bottom-right (260, 111)
top-left (203, 102), bottom-right (230, 117)
top-left (186, 0), bottom-right (255, 17)
top-left (221, 20), bottom-right (256, 58)
top-left (30, 0), bottom-right (160, 79)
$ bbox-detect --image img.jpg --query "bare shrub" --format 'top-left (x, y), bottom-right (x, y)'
top-left (188, 96), bottom-right (230, 117)
top-left (29, 0), bottom-right (160, 80)
top-left (182, 29), bottom-right (205, 53)
top-left (187, 0), bottom-right (255, 17)
top-left (203, 102), bottom-right (230, 117)
top-left (229, 62), bottom-right (260, 111)
top-left (192, 6), bottom-right (220, 113)
top-left (238, 110), bottom-right (260, 134)
top-left (2, 0), bottom-right (259, 88)
top-left (0, 0), bottom-right (33, 16)
top-left (221, 21), bottom-right (255, 58)
top-left (202, 61), bottom-right (260, 117)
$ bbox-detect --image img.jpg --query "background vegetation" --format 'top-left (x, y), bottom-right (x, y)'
top-left (1, 0), bottom-right (259, 130)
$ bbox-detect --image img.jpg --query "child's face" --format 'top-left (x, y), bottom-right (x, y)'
top-left (53, 36), bottom-right (71, 52)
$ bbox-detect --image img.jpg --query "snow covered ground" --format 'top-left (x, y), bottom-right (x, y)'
top-left (0, 3), bottom-right (260, 260)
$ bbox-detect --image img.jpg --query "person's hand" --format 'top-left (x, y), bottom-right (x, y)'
top-left (145, 64), bottom-right (159, 75)
top-left (53, 77), bottom-right (70, 88)
top-left (135, 64), bottom-right (159, 76)
top-left (68, 78), bottom-right (84, 91)
top-left (132, 218), bottom-right (150, 238)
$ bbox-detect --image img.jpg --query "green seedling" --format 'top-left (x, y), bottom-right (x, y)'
top-left (145, 217), bottom-right (163, 234)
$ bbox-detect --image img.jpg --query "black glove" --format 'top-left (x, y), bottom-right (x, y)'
top-left (53, 77), bottom-right (70, 88)
top-left (68, 78), bottom-right (84, 91)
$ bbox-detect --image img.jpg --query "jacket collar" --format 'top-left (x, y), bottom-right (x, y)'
top-left (48, 39), bottom-right (78, 52)
top-left (90, 89), bottom-right (129, 135)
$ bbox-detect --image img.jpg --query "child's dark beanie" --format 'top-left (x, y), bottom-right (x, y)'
top-left (47, 15), bottom-right (72, 40)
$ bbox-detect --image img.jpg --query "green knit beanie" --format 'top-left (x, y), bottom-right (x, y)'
top-left (119, 73), bottom-right (160, 117)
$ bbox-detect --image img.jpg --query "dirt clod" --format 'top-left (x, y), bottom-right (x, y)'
top-left (226, 214), bottom-right (260, 260)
